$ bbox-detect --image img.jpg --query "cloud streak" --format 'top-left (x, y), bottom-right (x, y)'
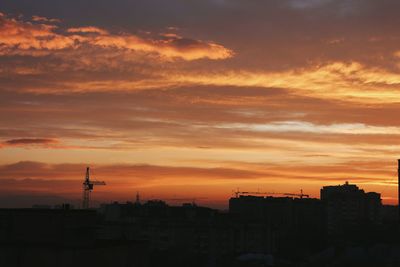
top-left (167, 62), bottom-right (400, 104)
top-left (5, 138), bottom-right (58, 145)
top-left (6, 60), bottom-right (400, 105)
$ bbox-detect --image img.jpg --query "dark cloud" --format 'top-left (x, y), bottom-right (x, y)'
top-left (5, 138), bottom-right (58, 145)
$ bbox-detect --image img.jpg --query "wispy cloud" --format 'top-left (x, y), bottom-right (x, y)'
top-left (31, 15), bottom-right (60, 23)
top-left (167, 62), bottom-right (400, 104)
top-left (216, 121), bottom-right (400, 135)
top-left (5, 138), bottom-right (58, 145)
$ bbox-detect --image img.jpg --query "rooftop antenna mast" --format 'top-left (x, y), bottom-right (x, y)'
top-left (82, 167), bottom-right (106, 209)
top-left (135, 192), bottom-right (141, 205)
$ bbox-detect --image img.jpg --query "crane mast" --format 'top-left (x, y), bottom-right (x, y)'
top-left (82, 167), bottom-right (106, 209)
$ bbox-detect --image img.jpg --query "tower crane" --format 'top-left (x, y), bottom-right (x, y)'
top-left (82, 167), bottom-right (106, 209)
top-left (234, 189), bottom-right (309, 199)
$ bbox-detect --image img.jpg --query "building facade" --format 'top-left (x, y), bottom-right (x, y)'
top-left (320, 182), bottom-right (382, 235)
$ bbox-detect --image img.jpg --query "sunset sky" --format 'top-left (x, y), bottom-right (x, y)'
top-left (1, 0), bottom-right (400, 208)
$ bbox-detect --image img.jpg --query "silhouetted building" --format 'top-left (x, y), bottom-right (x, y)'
top-left (1, 182), bottom-right (397, 267)
top-left (0, 209), bottom-right (147, 267)
top-left (321, 181), bottom-right (382, 235)
top-left (229, 195), bottom-right (324, 256)
top-left (382, 205), bottom-right (399, 223)
top-left (98, 201), bottom-right (234, 266)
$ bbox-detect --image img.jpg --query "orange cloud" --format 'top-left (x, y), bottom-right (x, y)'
top-left (165, 62), bottom-right (400, 104)
top-left (91, 34), bottom-right (233, 60)
top-left (31, 15), bottom-right (61, 23)
top-left (0, 15), bottom-right (77, 53)
top-left (0, 12), bottom-right (233, 61)
top-left (18, 61), bottom-right (400, 104)
top-left (67, 26), bottom-right (108, 35)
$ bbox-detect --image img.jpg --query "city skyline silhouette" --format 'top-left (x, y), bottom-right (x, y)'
top-left (2, 1), bottom-right (400, 266)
